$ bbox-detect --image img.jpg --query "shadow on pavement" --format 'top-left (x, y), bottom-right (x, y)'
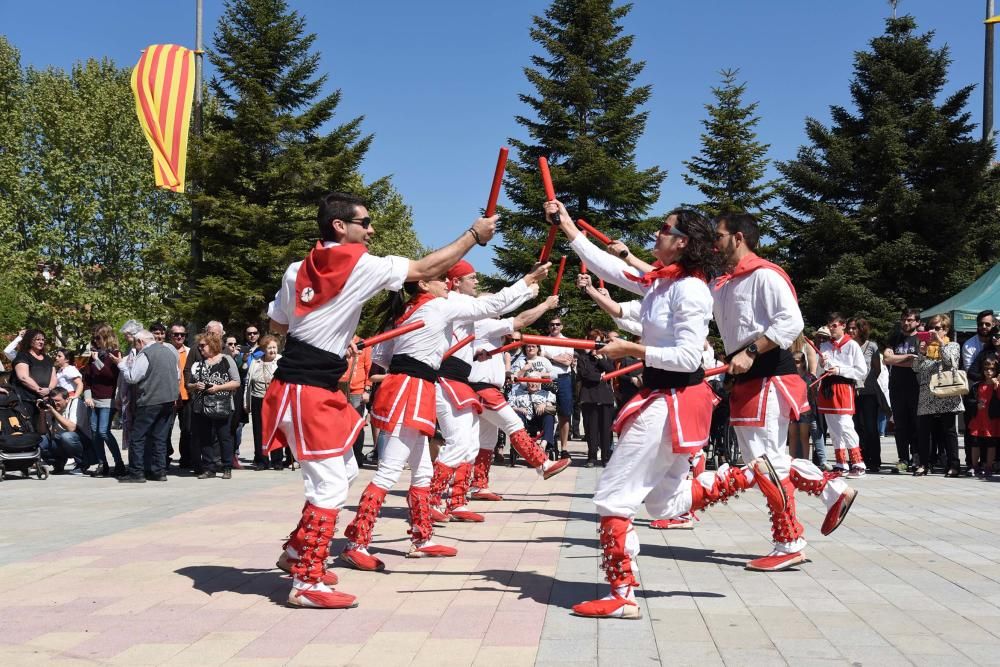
top-left (176, 565), bottom-right (289, 605)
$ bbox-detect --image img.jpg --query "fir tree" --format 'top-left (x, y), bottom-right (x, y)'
top-left (492, 0), bottom-right (665, 337)
top-left (778, 16), bottom-right (1000, 335)
top-left (682, 69), bottom-right (777, 229)
top-left (184, 0), bottom-right (417, 327)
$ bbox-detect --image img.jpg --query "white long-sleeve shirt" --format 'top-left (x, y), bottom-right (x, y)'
top-left (612, 300), bottom-right (643, 338)
top-left (819, 337), bottom-right (868, 384)
top-left (711, 266), bottom-right (804, 355)
top-left (267, 243), bottom-right (410, 356)
top-left (390, 280), bottom-right (532, 370)
top-left (469, 317), bottom-right (515, 386)
top-left (447, 285), bottom-right (534, 366)
top-left (571, 235), bottom-right (710, 373)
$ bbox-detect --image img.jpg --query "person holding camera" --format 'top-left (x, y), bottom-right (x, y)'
top-left (114, 329), bottom-right (180, 483)
top-left (187, 332), bottom-right (240, 479)
top-left (38, 386), bottom-right (91, 475)
top-left (82, 323), bottom-right (125, 477)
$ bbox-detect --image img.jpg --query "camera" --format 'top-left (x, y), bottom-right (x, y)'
top-left (36, 397), bottom-right (55, 409)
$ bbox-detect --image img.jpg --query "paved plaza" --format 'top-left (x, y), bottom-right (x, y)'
top-left (2, 436), bottom-right (1000, 666)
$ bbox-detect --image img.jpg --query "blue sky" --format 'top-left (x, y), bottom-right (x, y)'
top-left (1, 1), bottom-right (991, 269)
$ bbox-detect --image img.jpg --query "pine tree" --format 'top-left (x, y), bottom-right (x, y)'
top-left (778, 16), bottom-right (1000, 335)
top-left (492, 0), bottom-right (665, 337)
top-left (185, 0), bottom-right (418, 327)
top-left (682, 69), bottom-right (777, 229)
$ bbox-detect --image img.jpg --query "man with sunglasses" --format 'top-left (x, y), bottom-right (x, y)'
top-left (167, 324), bottom-right (194, 469)
top-left (540, 318), bottom-right (575, 459)
top-left (262, 191), bottom-right (497, 609)
top-left (713, 212), bottom-right (857, 572)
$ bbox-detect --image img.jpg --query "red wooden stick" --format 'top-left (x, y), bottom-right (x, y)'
top-left (442, 334), bottom-right (475, 360)
top-left (601, 361), bottom-right (642, 382)
top-left (578, 218), bottom-right (628, 258)
top-left (580, 231), bottom-right (588, 274)
top-left (357, 320), bottom-right (425, 350)
top-left (553, 256), bottom-right (567, 295)
top-left (805, 337), bottom-right (821, 354)
top-left (519, 334), bottom-right (603, 351)
top-left (485, 340), bottom-right (523, 358)
top-left (512, 376), bottom-right (552, 384)
top-left (539, 225), bottom-right (559, 263)
top-left (599, 278), bottom-right (605, 289)
top-left (539, 156), bottom-right (556, 201)
top-left (705, 364), bottom-right (729, 378)
top-left (485, 147), bottom-right (509, 216)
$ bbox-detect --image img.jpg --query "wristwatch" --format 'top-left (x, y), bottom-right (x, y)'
top-left (745, 342), bottom-right (759, 359)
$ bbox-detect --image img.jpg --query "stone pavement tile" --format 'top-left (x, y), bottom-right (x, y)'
top-left (650, 640), bottom-right (724, 666)
top-left (233, 634), bottom-right (316, 660)
top-left (649, 613), bottom-right (712, 643)
top-left (717, 647), bottom-right (787, 665)
top-left (535, 637), bottom-right (597, 663)
top-left (350, 630), bottom-right (428, 666)
top-left (410, 638), bottom-right (482, 666)
top-left (22, 631), bottom-right (92, 652)
top-left (108, 642), bottom-right (189, 665)
top-left (472, 645), bottom-right (536, 667)
top-left (482, 610), bottom-right (545, 646)
top-left (883, 632), bottom-right (961, 656)
top-left (287, 642), bottom-right (363, 666)
top-left (750, 606), bottom-right (824, 639)
top-left (429, 604), bottom-right (497, 640)
top-left (908, 655), bottom-right (980, 667)
top-left (950, 642), bottom-right (1000, 665)
top-left (702, 613), bottom-right (777, 650)
top-left (771, 637), bottom-right (843, 660)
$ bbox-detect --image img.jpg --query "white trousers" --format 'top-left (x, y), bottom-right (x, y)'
top-left (825, 413), bottom-right (859, 456)
top-left (593, 399), bottom-right (693, 519)
top-left (733, 384), bottom-right (792, 479)
top-left (478, 404), bottom-right (525, 453)
top-left (434, 384), bottom-right (480, 468)
top-left (371, 424), bottom-right (433, 490)
top-left (278, 399), bottom-right (357, 510)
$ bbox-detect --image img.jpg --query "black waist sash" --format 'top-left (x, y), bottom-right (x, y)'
top-left (733, 347), bottom-right (796, 383)
top-left (470, 381), bottom-right (501, 393)
top-left (438, 357), bottom-right (472, 383)
top-left (820, 373), bottom-right (855, 399)
top-left (274, 336), bottom-right (348, 391)
top-left (388, 354), bottom-right (438, 384)
top-left (642, 366), bottom-right (705, 390)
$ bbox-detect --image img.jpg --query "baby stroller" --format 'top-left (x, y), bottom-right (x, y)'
top-left (0, 393), bottom-right (47, 481)
top-left (704, 375), bottom-right (742, 470)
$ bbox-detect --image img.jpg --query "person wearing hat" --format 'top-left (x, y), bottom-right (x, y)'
top-left (263, 191), bottom-right (499, 609)
top-left (444, 261), bottom-right (570, 507)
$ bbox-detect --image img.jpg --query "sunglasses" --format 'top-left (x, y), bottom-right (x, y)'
top-left (931, 325), bottom-right (946, 331)
top-left (246, 331), bottom-right (259, 336)
top-left (171, 332), bottom-right (187, 338)
top-left (549, 322), bottom-right (562, 327)
top-left (342, 217), bottom-right (371, 229)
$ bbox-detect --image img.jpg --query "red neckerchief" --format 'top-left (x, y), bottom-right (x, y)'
top-left (624, 261), bottom-right (706, 286)
top-left (714, 252), bottom-right (797, 300)
top-left (830, 334), bottom-right (853, 351)
top-left (294, 242), bottom-right (368, 316)
top-left (396, 292), bottom-right (436, 325)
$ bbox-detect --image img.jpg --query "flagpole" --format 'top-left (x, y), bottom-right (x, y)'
top-left (986, 0), bottom-right (996, 142)
top-left (191, 0), bottom-right (204, 284)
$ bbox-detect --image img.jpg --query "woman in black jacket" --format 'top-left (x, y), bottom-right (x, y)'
top-left (576, 328), bottom-right (616, 467)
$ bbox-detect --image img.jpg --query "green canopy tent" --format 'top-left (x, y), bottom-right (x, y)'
top-left (922, 262), bottom-right (1000, 332)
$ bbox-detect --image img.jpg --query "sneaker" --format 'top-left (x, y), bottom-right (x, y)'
top-left (745, 550), bottom-right (808, 572)
top-left (406, 540), bottom-right (458, 558)
top-left (276, 552), bottom-right (339, 585)
top-left (896, 460), bottom-right (908, 474)
top-left (150, 474), bottom-right (168, 482)
top-left (287, 584), bottom-right (357, 609)
top-left (847, 465), bottom-right (866, 479)
top-left (222, 468), bottom-right (232, 480)
top-left (118, 475), bottom-right (146, 484)
top-left (821, 486), bottom-right (858, 536)
top-left (197, 471), bottom-right (217, 479)
top-left (542, 458), bottom-right (571, 479)
top-left (66, 466), bottom-right (86, 476)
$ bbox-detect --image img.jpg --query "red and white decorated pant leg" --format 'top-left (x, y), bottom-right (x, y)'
top-left (286, 503), bottom-right (339, 584)
top-left (690, 450), bottom-right (706, 478)
top-left (789, 459), bottom-right (856, 535)
top-left (471, 418), bottom-right (500, 490)
top-left (429, 460), bottom-right (456, 508)
top-left (408, 485), bottom-right (434, 544)
top-left (826, 414), bottom-right (859, 467)
top-left (343, 482), bottom-right (388, 549)
top-left (733, 385), bottom-right (807, 555)
top-left (509, 429), bottom-right (548, 469)
top-left (687, 464), bottom-right (755, 512)
top-left (570, 516), bottom-right (641, 619)
top-left (447, 462), bottom-right (474, 511)
top-left (593, 398), bottom-right (689, 518)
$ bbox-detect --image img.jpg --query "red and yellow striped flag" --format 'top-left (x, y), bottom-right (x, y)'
top-left (131, 44), bottom-right (195, 192)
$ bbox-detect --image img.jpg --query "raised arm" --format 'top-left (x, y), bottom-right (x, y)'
top-left (513, 295), bottom-right (559, 330)
top-left (577, 273), bottom-right (623, 317)
top-left (407, 215), bottom-right (497, 282)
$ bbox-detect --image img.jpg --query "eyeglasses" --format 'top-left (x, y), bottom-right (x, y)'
top-left (931, 325), bottom-right (946, 331)
top-left (171, 332), bottom-right (187, 338)
top-left (246, 330), bottom-right (259, 336)
top-left (660, 223), bottom-right (687, 238)
top-left (342, 217), bottom-right (371, 229)
top-left (902, 317), bottom-right (918, 322)
top-left (549, 323), bottom-right (562, 327)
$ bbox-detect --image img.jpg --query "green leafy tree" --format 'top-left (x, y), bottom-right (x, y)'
top-left (492, 0), bottom-right (665, 337)
top-left (0, 38), bottom-right (30, 336)
top-left (682, 69), bottom-right (777, 231)
top-left (0, 48), bottom-right (188, 348)
top-left (184, 0), bottom-right (417, 329)
top-left (777, 16), bottom-right (1000, 336)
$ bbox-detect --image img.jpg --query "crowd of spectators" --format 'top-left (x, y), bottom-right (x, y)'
top-left (3, 302), bottom-right (998, 483)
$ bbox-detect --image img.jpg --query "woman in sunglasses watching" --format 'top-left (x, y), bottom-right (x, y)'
top-left (912, 313), bottom-right (963, 476)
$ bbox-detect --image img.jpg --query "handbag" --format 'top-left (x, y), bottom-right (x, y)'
top-left (194, 361), bottom-right (234, 420)
top-left (929, 367), bottom-right (969, 398)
